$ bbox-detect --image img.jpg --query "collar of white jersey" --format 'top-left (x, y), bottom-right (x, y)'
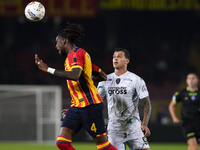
top-left (114, 71), bottom-right (129, 77)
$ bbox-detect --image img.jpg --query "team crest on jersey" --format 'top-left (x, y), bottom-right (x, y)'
top-left (184, 97), bottom-right (188, 100)
top-left (116, 78), bottom-right (120, 84)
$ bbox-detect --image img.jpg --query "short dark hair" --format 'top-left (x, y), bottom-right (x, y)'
top-left (114, 48), bottom-right (130, 60)
top-left (187, 72), bottom-right (199, 79)
top-left (58, 22), bottom-right (85, 44)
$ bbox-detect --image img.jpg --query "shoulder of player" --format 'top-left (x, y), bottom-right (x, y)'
top-left (106, 72), bottom-right (142, 80)
top-left (106, 72), bottom-right (114, 80)
top-left (174, 88), bottom-right (187, 96)
top-left (126, 71), bottom-right (139, 77)
top-left (79, 48), bottom-right (87, 54)
top-left (97, 73), bottom-right (112, 87)
top-left (108, 72), bottom-right (114, 76)
top-left (102, 72), bottom-right (115, 83)
top-left (126, 71), bottom-right (144, 81)
top-left (68, 48), bottom-right (89, 60)
top-left (70, 47), bottom-right (86, 55)
top-left (181, 87), bottom-right (189, 93)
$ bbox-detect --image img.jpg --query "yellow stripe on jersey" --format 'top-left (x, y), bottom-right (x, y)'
top-left (57, 136), bottom-right (72, 142)
top-left (96, 140), bottom-right (110, 149)
top-left (64, 59), bottom-right (71, 71)
top-left (175, 92), bottom-right (179, 96)
top-left (67, 80), bottom-right (87, 104)
top-left (172, 99), bottom-right (177, 103)
top-left (83, 52), bottom-right (93, 84)
top-left (71, 65), bottom-right (83, 70)
top-left (65, 47), bottom-right (103, 108)
top-left (96, 132), bottom-right (107, 137)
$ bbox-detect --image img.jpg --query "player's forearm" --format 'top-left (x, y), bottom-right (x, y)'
top-left (91, 76), bottom-right (100, 82)
top-left (92, 63), bottom-right (107, 82)
top-left (99, 70), bottom-right (107, 81)
top-left (53, 70), bottom-right (79, 81)
top-left (45, 67), bottom-right (82, 81)
top-left (141, 97), bottom-right (151, 126)
top-left (169, 101), bottom-right (177, 119)
top-left (92, 71), bottom-right (107, 82)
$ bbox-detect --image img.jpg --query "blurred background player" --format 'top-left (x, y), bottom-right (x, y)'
top-left (169, 73), bottom-right (200, 150)
top-left (97, 48), bottom-right (151, 150)
top-left (35, 22), bottom-right (117, 150)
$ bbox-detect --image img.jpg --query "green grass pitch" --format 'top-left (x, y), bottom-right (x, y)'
top-left (0, 142), bottom-right (199, 150)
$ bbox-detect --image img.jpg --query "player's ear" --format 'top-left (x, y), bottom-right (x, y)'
top-left (62, 39), bottom-right (66, 45)
top-left (126, 58), bottom-right (130, 64)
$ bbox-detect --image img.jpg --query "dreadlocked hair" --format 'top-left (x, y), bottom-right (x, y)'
top-left (58, 22), bottom-right (85, 44)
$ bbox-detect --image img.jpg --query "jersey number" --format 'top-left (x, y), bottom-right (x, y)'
top-left (91, 123), bottom-right (97, 132)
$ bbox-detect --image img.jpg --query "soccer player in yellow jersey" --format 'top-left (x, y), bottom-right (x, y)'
top-left (35, 23), bottom-right (117, 150)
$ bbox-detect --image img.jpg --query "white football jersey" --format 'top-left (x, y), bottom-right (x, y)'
top-left (97, 71), bottom-right (149, 133)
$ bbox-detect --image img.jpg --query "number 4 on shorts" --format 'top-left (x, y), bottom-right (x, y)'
top-left (91, 123), bottom-right (97, 132)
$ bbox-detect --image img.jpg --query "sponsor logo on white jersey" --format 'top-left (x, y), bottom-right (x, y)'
top-left (108, 87), bottom-right (127, 96)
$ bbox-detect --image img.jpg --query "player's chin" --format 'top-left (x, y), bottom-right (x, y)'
top-left (114, 66), bottom-right (120, 70)
top-left (113, 64), bottom-right (118, 68)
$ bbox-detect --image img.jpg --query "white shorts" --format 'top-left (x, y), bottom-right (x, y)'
top-left (107, 129), bottom-right (150, 150)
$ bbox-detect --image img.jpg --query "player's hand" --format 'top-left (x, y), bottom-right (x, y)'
top-left (172, 117), bottom-right (180, 124)
top-left (35, 54), bottom-right (48, 72)
top-left (141, 125), bottom-right (151, 137)
top-left (61, 109), bottom-right (68, 116)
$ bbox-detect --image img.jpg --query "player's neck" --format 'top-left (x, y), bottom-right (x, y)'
top-left (69, 44), bottom-right (76, 51)
top-left (114, 68), bottom-right (127, 76)
top-left (188, 86), bottom-right (197, 92)
top-left (66, 44), bottom-right (76, 54)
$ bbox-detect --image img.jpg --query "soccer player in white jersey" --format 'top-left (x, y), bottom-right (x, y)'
top-left (97, 48), bottom-right (151, 150)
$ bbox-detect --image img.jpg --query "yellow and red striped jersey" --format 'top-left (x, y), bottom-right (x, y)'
top-left (64, 47), bottom-right (103, 108)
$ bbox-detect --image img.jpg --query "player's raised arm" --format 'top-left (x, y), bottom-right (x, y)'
top-left (35, 54), bottom-right (81, 81)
